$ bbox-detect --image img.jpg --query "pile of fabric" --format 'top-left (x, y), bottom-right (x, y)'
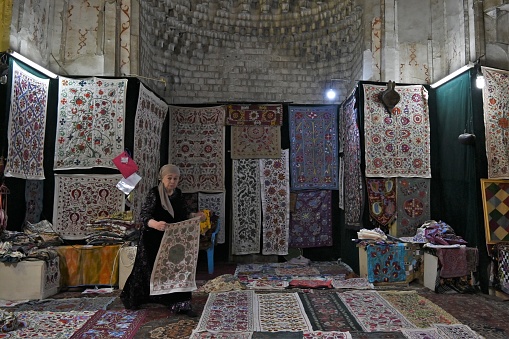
top-left (85, 211), bottom-right (139, 245)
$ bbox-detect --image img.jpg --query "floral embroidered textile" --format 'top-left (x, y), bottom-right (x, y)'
top-left (482, 66), bottom-right (509, 179)
top-left (341, 92), bottom-right (364, 229)
top-left (366, 178), bottom-right (397, 228)
top-left (53, 174), bottom-right (125, 240)
top-left (54, 76), bottom-right (127, 170)
top-left (150, 217), bottom-right (201, 295)
top-left (289, 105), bottom-right (339, 190)
top-left (396, 178), bottom-right (430, 237)
top-left (132, 83), bottom-right (168, 221)
top-left (259, 149), bottom-right (290, 255)
top-left (363, 84), bottom-right (430, 178)
top-left (289, 190), bottom-right (333, 248)
top-left (232, 159), bottom-right (262, 255)
top-left (169, 105), bottom-right (225, 193)
top-left (5, 61), bottom-right (49, 179)
top-left (226, 104), bottom-right (283, 125)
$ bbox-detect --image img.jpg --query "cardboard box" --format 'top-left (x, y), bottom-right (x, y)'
top-left (0, 257), bottom-right (59, 300)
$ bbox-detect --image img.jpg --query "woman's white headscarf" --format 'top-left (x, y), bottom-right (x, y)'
top-left (158, 164), bottom-right (180, 217)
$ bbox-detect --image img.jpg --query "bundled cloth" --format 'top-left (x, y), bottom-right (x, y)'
top-left (357, 228), bottom-right (387, 241)
top-left (422, 220), bottom-right (467, 246)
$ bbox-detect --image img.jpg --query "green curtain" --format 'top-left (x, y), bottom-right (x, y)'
top-left (432, 69), bottom-right (488, 292)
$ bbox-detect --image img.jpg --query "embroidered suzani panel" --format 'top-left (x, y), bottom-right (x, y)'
top-left (226, 104), bottom-right (283, 126)
top-left (396, 178), bottom-right (430, 237)
top-left (259, 149), bottom-right (290, 255)
top-left (366, 178), bottom-right (397, 228)
top-left (289, 190), bottom-right (333, 248)
top-left (169, 106), bottom-right (225, 193)
top-left (5, 61), bottom-right (49, 179)
top-left (482, 66), bottom-right (509, 179)
top-left (289, 105), bottom-right (339, 190)
top-left (231, 125), bottom-right (281, 159)
top-left (132, 84), bottom-right (168, 221)
top-left (150, 217), bottom-right (201, 295)
top-left (363, 84), bottom-right (430, 178)
top-left (232, 158), bottom-right (261, 255)
top-left (342, 92), bottom-right (364, 229)
top-left (54, 77), bottom-right (127, 170)
top-left (53, 174), bottom-right (125, 240)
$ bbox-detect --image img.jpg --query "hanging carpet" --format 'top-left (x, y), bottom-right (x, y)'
top-left (289, 190), bottom-right (333, 248)
top-left (53, 174), bottom-right (125, 240)
top-left (395, 178), bottom-right (430, 237)
top-left (232, 158), bottom-right (262, 255)
top-left (4, 60), bottom-right (49, 179)
top-left (259, 149), bottom-right (290, 255)
top-left (168, 105), bottom-right (225, 193)
top-left (341, 91), bottom-right (364, 229)
top-left (132, 83), bottom-right (168, 220)
top-left (231, 125), bottom-right (281, 159)
top-left (363, 84), bottom-right (430, 178)
top-left (482, 66), bottom-right (509, 179)
top-left (289, 105), bottom-right (339, 190)
top-left (366, 177), bottom-right (397, 229)
top-left (54, 76), bottom-right (127, 170)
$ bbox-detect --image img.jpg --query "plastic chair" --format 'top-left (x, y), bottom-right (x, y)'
top-left (205, 219), bottom-right (220, 274)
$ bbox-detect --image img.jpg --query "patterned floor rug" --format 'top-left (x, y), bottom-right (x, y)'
top-left (8, 310), bottom-right (97, 338)
top-left (15, 297), bottom-right (116, 312)
top-left (378, 290), bottom-right (459, 327)
top-left (298, 290), bottom-right (364, 332)
top-left (332, 278), bottom-right (374, 290)
top-left (400, 324), bottom-right (482, 339)
top-left (195, 290), bottom-right (256, 332)
top-left (418, 289), bottom-right (509, 338)
top-left (70, 309), bottom-right (147, 339)
top-left (337, 290), bottom-right (415, 332)
top-left (254, 292), bottom-right (313, 332)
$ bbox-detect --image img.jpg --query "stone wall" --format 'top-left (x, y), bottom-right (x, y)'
top-left (140, 0), bottom-right (363, 104)
top-left (7, 0), bottom-right (509, 102)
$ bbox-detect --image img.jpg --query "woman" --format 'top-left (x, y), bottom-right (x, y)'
top-left (120, 164), bottom-right (203, 316)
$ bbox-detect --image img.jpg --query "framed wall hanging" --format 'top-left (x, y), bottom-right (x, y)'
top-left (481, 179), bottom-right (509, 244)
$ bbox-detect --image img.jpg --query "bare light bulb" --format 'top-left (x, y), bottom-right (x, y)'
top-left (326, 88), bottom-right (336, 100)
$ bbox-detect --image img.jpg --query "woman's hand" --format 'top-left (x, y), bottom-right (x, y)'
top-left (148, 219), bottom-right (167, 232)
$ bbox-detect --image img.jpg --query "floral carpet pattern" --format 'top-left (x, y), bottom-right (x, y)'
top-left (231, 158), bottom-right (262, 255)
top-left (53, 174), bottom-right (125, 240)
top-left (55, 76), bottom-right (127, 170)
top-left (150, 217), bottom-right (201, 295)
top-left (363, 84), bottom-right (430, 178)
top-left (132, 83), bottom-right (168, 221)
top-left (5, 61), bottom-right (49, 180)
top-left (70, 309), bottom-right (147, 339)
top-left (168, 105), bottom-right (225, 193)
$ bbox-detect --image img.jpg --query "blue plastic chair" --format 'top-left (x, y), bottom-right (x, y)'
top-left (205, 219), bottom-right (220, 274)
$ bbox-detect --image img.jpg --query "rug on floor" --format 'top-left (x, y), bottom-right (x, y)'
top-left (190, 331), bottom-right (253, 338)
top-left (418, 290), bottom-right (509, 338)
top-left (254, 292), bottom-right (313, 332)
top-left (400, 324), bottom-right (483, 339)
top-left (331, 278), bottom-right (373, 290)
top-left (195, 290), bottom-right (256, 332)
top-left (378, 290), bottom-right (459, 327)
top-left (15, 297), bottom-right (115, 312)
top-left (70, 309), bottom-right (147, 339)
top-left (298, 291), bottom-right (364, 332)
top-left (9, 310), bottom-right (97, 339)
top-left (337, 290), bottom-right (415, 332)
